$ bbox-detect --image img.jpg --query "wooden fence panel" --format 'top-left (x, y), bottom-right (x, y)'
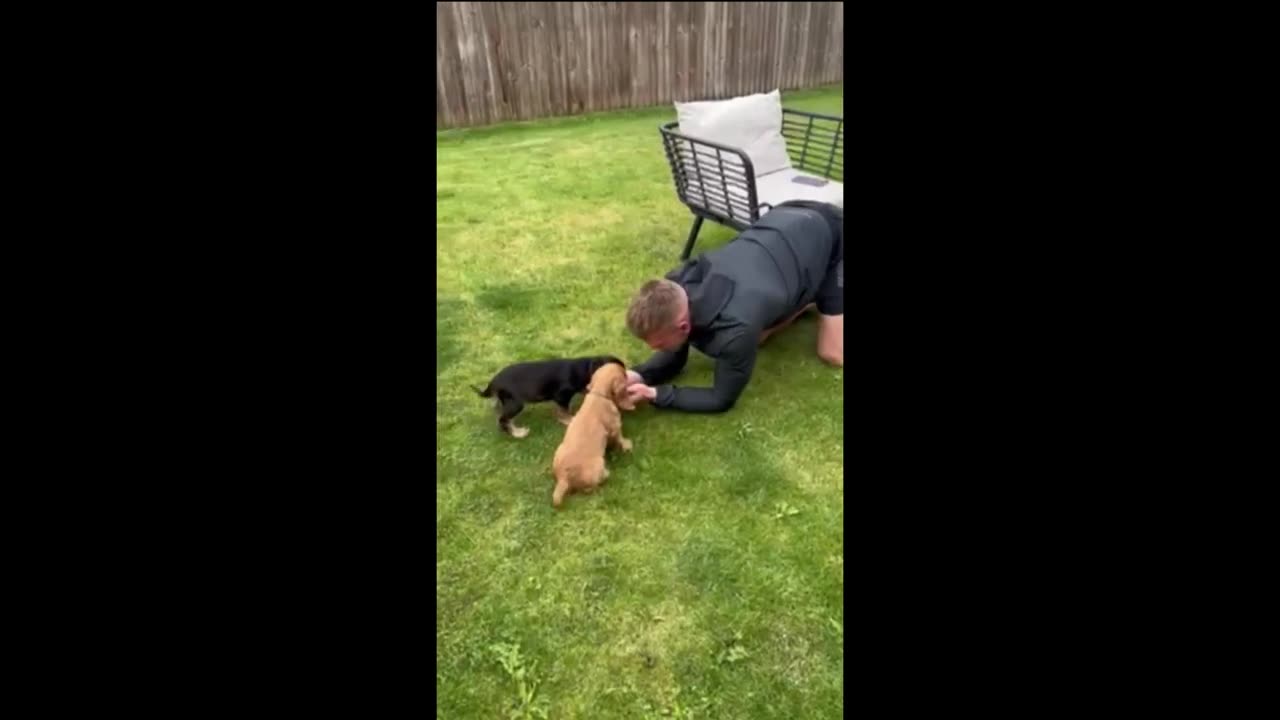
top-left (436, 1), bottom-right (843, 129)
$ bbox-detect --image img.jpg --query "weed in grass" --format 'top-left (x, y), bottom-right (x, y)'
top-left (490, 641), bottom-right (550, 720)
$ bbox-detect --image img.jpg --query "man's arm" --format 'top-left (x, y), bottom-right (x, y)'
top-left (651, 334), bottom-right (757, 413)
top-left (631, 344), bottom-right (690, 386)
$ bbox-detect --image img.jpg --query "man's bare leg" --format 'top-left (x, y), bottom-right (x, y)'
top-left (817, 313), bottom-right (843, 367)
top-left (759, 303), bottom-right (817, 346)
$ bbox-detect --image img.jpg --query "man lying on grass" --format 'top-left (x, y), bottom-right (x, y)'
top-left (624, 200), bottom-right (843, 413)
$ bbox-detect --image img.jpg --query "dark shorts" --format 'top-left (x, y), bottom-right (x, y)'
top-left (817, 236), bottom-right (843, 316)
top-left (774, 200), bottom-right (844, 316)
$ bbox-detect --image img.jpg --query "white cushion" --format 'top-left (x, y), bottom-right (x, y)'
top-left (755, 168), bottom-right (844, 210)
top-left (675, 90), bottom-right (792, 177)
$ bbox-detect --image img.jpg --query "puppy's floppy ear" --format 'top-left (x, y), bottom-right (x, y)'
top-left (611, 373), bottom-right (636, 410)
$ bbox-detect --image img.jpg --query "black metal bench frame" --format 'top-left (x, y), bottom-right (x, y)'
top-left (659, 107), bottom-right (844, 259)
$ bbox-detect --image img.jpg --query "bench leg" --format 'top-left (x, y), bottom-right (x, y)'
top-left (680, 216), bottom-right (704, 260)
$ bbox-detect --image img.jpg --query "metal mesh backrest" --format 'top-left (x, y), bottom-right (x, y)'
top-left (660, 124), bottom-right (760, 227)
top-left (781, 110), bottom-right (844, 182)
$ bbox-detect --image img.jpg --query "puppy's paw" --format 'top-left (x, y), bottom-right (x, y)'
top-left (620, 438), bottom-right (633, 452)
top-left (510, 426), bottom-right (530, 439)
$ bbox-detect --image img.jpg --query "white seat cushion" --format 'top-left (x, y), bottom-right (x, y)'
top-left (675, 90), bottom-right (792, 177)
top-left (755, 168), bottom-right (844, 210)
top-left (692, 168), bottom-right (843, 221)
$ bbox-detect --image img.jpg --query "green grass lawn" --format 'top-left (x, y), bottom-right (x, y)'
top-left (437, 85), bottom-right (844, 719)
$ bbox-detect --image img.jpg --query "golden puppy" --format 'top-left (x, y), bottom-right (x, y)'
top-left (551, 361), bottom-right (635, 508)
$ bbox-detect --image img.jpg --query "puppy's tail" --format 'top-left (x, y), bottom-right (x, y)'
top-left (551, 464), bottom-right (577, 509)
top-left (471, 382), bottom-right (494, 398)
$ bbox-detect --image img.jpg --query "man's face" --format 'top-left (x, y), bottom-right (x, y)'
top-left (643, 321), bottom-right (691, 351)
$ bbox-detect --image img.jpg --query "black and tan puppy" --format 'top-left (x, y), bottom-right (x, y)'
top-left (472, 356), bottom-right (625, 438)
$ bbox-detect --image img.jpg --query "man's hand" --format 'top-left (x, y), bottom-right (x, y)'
top-left (625, 383), bottom-right (657, 405)
top-left (625, 370), bottom-right (656, 406)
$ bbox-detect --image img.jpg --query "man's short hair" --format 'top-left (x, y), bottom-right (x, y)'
top-left (626, 279), bottom-right (682, 338)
